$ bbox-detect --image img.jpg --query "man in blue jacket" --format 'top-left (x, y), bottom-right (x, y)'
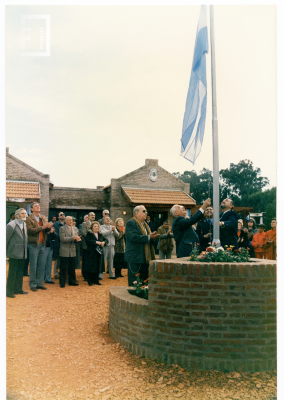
top-left (171, 198), bottom-right (211, 258)
top-left (125, 205), bottom-right (160, 286)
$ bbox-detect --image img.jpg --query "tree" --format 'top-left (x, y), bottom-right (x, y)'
top-left (219, 160), bottom-right (269, 205)
top-left (173, 159), bottom-right (270, 208)
top-left (173, 169), bottom-right (213, 204)
top-left (247, 187), bottom-right (276, 229)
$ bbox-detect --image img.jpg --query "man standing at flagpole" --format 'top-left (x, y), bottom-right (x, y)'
top-left (171, 198), bottom-right (211, 258)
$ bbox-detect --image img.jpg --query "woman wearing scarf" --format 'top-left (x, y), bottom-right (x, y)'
top-left (113, 218), bottom-right (126, 278)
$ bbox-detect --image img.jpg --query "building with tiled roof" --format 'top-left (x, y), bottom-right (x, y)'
top-left (6, 149), bottom-right (195, 228)
top-left (6, 149), bottom-right (253, 233)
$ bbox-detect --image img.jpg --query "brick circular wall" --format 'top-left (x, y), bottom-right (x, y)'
top-left (109, 258), bottom-right (276, 372)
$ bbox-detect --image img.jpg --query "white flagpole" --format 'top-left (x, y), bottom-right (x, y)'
top-left (210, 5), bottom-right (220, 245)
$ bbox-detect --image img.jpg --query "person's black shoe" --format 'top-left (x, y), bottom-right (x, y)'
top-left (119, 274), bottom-right (124, 277)
top-left (94, 281), bottom-right (102, 285)
top-left (15, 290), bottom-right (28, 294)
top-left (69, 282), bottom-right (79, 286)
top-left (60, 285), bottom-right (65, 288)
top-left (109, 277), bottom-right (117, 280)
top-left (7, 294), bottom-right (16, 298)
top-left (88, 282), bottom-right (93, 286)
top-left (45, 281), bottom-right (55, 284)
top-left (31, 288), bottom-right (37, 292)
top-left (37, 286), bottom-right (47, 290)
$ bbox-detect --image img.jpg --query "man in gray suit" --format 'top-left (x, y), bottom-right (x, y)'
top-left (98, 209), bottom-right (113, 225)
top-left (6, 208), bottom-right (28, 298)
top-left (81, 211), bottom-right (96, 280)
top-left (59, 216), bottom-right (81, 288)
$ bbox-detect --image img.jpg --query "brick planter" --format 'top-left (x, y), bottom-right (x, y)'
top-left (109, 258), bottom-right (276, 372)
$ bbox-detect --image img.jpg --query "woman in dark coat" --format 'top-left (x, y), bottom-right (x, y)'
top-left (113, 218), bottom-right (126, 278)
top-left (85, 221), bottom-right (108, 286)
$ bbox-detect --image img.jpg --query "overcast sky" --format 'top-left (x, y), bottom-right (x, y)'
top-left (5, 4), bottom-right (277, 190)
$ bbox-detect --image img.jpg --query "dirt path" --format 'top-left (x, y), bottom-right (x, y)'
top-left (6, 265), bottom-right (276, 400)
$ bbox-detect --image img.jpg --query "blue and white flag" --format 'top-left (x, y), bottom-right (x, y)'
top-left (181, 5), bottom-right (208, 164)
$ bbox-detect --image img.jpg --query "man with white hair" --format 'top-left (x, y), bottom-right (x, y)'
top-left (79, 215), bottom-right (89, 236)
top-left (26, 202), bottom-right (53, 291)
top-left (171, 199), bottom-right (211, 258)
top-left (98, 209), bottom-right (113, 225)
top-left (124, 205), bottom-right (160, 286)
top-left (6, 208), bottom-right (28, 298)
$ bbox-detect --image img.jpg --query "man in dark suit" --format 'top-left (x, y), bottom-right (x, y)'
top-left (171, 199), bottom-right (211, 258)
top-left (219, 198), bottom-right (239, 248)
top-left (196, 206), bottom-right (213, 252)
top-left (81, 212), bottom-right (96, 280)
top-left (125, 205), bottom-right (160, 286)
top-left (146, 215), bottom-right (155, 232)
top-left (53, 211), bottom-right (66, 279)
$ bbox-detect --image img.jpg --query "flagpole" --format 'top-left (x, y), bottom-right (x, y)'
top-left (210, 5), bottom-right (220, 245)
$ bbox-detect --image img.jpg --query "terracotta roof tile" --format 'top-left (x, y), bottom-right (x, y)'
top-left (122, 187), bottom-right (196, 206)
top-left (6, 181), bottom-right (40, 199)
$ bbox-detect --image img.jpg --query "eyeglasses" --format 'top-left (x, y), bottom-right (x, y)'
top-left (141, 210), bottom-right (147, 213)
top-left (59, 214), bottom-right (65, 216)
top-left (104, 213), bottom-right (109, 215)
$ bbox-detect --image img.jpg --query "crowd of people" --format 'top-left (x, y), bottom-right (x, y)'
top-left (6, 198), bottom-right (276, 298)
top-left (6, 204), bottom-right (128, 298)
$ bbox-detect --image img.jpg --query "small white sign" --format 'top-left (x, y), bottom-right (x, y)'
top-left (21, 15), bottom-right (50, 57)
top-left (149, 168), bottom-right (158, 182)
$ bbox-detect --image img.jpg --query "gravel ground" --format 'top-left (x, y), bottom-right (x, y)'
top-left (6, 264), bottom-right (277, 400)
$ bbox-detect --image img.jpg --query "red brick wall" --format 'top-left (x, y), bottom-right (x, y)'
top-left (109, 259), bottom-right (276, 372)
top-left (49, 186), bottom-right (108, 210)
